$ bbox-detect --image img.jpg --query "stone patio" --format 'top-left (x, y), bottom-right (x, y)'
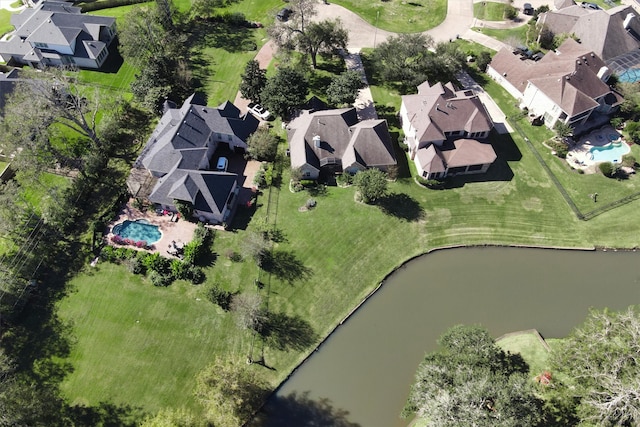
top-left (106, 199), bottom-right (198, 257)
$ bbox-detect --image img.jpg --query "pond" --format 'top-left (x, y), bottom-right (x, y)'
top-left (252, 247), bottom-right (640, 427)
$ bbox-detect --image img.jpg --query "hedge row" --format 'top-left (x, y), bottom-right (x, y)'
top-left (77, 0), bottom-right (151, 13)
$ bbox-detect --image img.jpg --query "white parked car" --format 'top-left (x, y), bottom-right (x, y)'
top-left (248, 103), bottom-right (271, 120)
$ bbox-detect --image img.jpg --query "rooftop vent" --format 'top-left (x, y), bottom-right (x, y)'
top-left (503, 72), bottom-right (507, 76)
top-left (577, 60), bottom-right (581, 65)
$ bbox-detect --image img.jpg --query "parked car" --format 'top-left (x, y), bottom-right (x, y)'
top-left (523, 3), bottom-right (534, 15)
top-left (581, 2), bottom-right (600, 9)
top-left (531, 52), bottom-right (545, 61)
top-left (248, 103), bottom-right (272, 120)
top-left (216, 157), bottom-right (228, 172)
top-left (276, 8), bottom-right (292, 21)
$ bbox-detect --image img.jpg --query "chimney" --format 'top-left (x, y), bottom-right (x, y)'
top-left (313, 135), bottom-right (321, 148)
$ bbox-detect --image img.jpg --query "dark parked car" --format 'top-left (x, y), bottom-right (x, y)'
top-left (523, 3), bottom-right (534, 15)
top-left (276, 8), bottom-right (292, 21)
top-left (531, 52), bottom-right (545, 61)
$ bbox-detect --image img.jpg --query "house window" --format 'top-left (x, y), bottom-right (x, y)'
top-left (34, 42), bottom-right (48, 48)
top-left (468, 164), bottom-right (483, 171)
top-left (227, 134), bottom-right (232, 141)
top-left (303, 171), bottom-right (311, 178)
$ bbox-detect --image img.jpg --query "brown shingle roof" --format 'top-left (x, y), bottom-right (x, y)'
top-left (401, 81), bottom-right (493, 144)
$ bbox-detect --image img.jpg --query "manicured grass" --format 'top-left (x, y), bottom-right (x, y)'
top-left (474, 2), bottom-right (510, 21)
top-left (57, 263), bottom-right (253, 412)
top-left (21, 172), bottom-right (70, 210)
top-left (473, 25), bottom-right (531, 45)
top-left (331, 0), bottom-right (447, 33)
top-left (497, 331), bottom-right (550, 376)
top-left (0, 9), bottom-right (13, 37)
top-left (54, 9), bottom-right (640, 422)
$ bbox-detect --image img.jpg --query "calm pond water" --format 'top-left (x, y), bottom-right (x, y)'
top-left (252, 247), bottom-right (640, 427)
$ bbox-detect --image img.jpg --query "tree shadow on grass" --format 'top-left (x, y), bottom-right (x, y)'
top-left (250, 391), bottom-right (361, 427)
top-left (67, 402), bottom-right (146, 427)
top-left (262, 250), bottom-right (312, 285)
top-left (377, 193), bottom-right (425, 221)
top-left (260, 312), bottom-right (317, 352)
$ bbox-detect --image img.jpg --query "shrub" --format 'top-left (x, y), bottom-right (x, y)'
top-left (149, 270), bottom-right (173, 287)
top-left (599, 161), bottom-right (615, 177)
top-left (171, 259), bottom-right (189, 280)
top-left (124, 257), bottom-right (145, 275)
top-left (417, 176), bottom-right (445, 189)
top-left (142, 252), bottom-right (171, 275)
top-left (253, 168), bottom-right (266, 188)
top-left (188, 266), bottom-right (205, 284)
top-left (100, 245), bottom-right (116, 262)
top-left (622, 154), bottom-right (636, 168)
top-left (114, 247), bottom-right (130, 260)
top-left (226, 250), bottom-right (243, 262)
top-left (550, 140), bottom-right (569, 158)
top-left (611, 117), bottom-right (624, 130)
top-left (336, 173), bottom-right (353, 186)
top-left (207, 285), bottom-right (233, 310)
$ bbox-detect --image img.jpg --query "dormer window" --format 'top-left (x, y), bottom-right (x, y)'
top-left (34, 42), bottom-right (48, 48)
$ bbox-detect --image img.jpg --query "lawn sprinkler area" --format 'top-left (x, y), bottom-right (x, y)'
top-left (566, 126), bottom-right (630, 173)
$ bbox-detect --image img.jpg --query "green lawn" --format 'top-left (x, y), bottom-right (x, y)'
top-left (497, 331), bottom-right (550, 377)
top-left (331, 0), bottom-right (447, 33)
top-left (57, 263), bottom-right (251, 412)
top-left (21, 172), bottom-right (70, 210)
top-left (473, 25), bottom-right (532, 45)
top-left (0, 9), bottom-right (13, 38)
top-left (474, 2), bottom-right (510, 21)
top-left (50, 5), bottom-right (640, 422)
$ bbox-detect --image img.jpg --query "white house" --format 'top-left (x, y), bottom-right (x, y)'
top-left (487, 39), bottom-right (623, 129)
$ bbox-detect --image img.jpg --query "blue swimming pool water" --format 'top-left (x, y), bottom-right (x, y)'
top-left (618, 68), bottom-right (640, 83)
top-left (112, 219), bottom-right (162, 244)
top-left (589, 142), bottom-right (631, 163)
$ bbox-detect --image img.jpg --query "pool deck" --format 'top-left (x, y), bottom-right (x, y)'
top-left (107, 200), bottom-right (198, 257)
top-left (566, 125), bottom-right (625, 174)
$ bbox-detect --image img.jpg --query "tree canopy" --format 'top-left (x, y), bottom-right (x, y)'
top-left (354, 168), bottom-right (388, 204)
top-left (327, 70), bottom-right (365, 107)
top-left (240, 60), bottom-right (267, 104)
top-left (247, 127), bottom-right (279, 161)
top-left (195, 358), bottom-right (270, 426)
top-left (261, 67), bottom-right (309, 120)
top-left (403, 325), bottom-right (544, 427)
top-left (550, 306), bottom-right (640, 426)
top-left (371, 34), bottom-right (465, 92)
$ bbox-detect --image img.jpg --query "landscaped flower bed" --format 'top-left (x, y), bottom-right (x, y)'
top-left (111, 234), bottom-right (149, 249)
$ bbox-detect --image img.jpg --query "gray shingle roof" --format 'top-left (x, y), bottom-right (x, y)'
top-left (139, 95), bottom-right (258, 175)
top-left (1, 0), bottom-right (115, 64)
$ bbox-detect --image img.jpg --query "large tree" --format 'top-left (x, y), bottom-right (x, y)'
top-left (371, 33), bottom-right (434, 91)
top-left (297, 19), bottom-right (348, 68)
top-left (195, 358), bottom-right (270, 427)
top-left (261, 67), bottom-right (309, 120)
top-left (326, 70), bottom-right (365, 107)
top-left (551, 306), bottom-right (640, 426)
top-left (119, 6), bottom-right (191, 112)
top-left (403, 325), bottom-right (545, 426)
top-left (0, 70), bottom-right (107, 176)
top-left (240, 60), bottom-right (267, 103)
top-left (354, 168), bottom-right (388, 204)
top-left (246, 127), bottom-right (279, 161)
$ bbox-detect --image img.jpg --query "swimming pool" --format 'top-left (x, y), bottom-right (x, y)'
top-left (618, 68), bottom-right (640, 83)
top-left (112, 219), bottom-right (162, 244)
top-left (589, 141), bottom-right (631, 163)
